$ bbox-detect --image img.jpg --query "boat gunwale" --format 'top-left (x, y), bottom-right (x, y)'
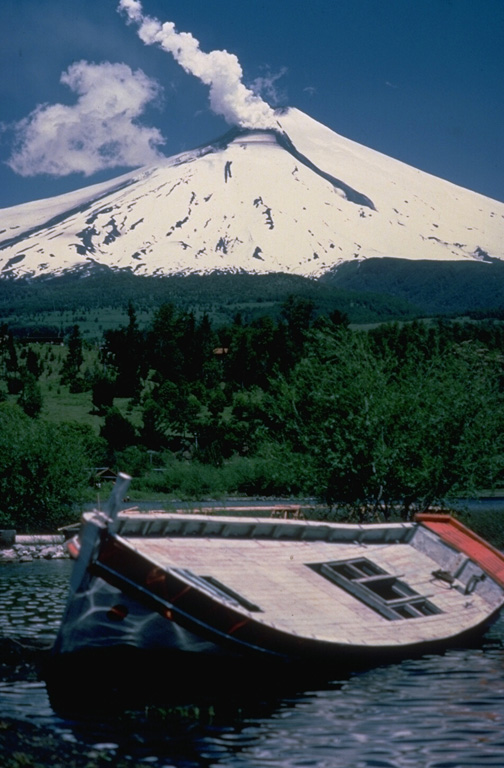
top-left (89, 510), bottom-right (417, 545)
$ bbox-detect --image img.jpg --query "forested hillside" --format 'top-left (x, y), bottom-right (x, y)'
top-left (0, 270), bottom-right (419, 340)
top-left (325, 258), bottom-right (504, 315)
top-left (1, 297), bottom-right (503, 532)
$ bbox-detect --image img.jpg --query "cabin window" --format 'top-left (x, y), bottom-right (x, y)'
top-left (309, 558), bottom-right (442, 621)
top-left (172, 568), bottom-right (263, 612)
top-left (202, 576), bottom-right (263, 613)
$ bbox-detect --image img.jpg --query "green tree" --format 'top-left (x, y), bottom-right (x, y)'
top-left (100, 302), bottom-right (146, 398)
top-left (147, 303), bottom-right (186, 384)
top-left (100, 407), bottom-right (137, 454)
top-left (26, 347), bottom-right (40, 378)
top-left (0, 325), bottom-right (18, 375)
top-left (61, 324), bottom-right (85, 390)
top-left (91, 375), bottom-right (115, 414)
top-left (141, 381), bottom-right (202, 447)
top-left (251, 327), bottom-right (504, 517)
top-left (0, 403), bottom-right (94, 531)
top-left (18, 374), bottom-right (43, 418)
top-left (280, 294), bottom-right (315, 368)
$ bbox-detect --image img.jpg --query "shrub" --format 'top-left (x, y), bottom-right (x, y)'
top-left (100, 407), bottom-right (137, 453)
top-left (0, 403), bottom-right (96, 531)
top-left (17, 375), bottom-right (43, 418)
top-left (254, 328), bottom-right (504, 517)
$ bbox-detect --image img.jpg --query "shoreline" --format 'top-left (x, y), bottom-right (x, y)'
top-left (0, 534), bottom-right (68, 563)
top-left (0, 715), bottom-right (148, 768)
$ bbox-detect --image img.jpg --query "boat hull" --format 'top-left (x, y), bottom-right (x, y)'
top-left (45, 610), bottom-right (502, 714)
top-left (47, 491), bottom-right (504, 710)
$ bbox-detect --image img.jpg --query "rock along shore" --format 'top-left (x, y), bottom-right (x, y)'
top-left (0, 534), bottom-right (69, 563)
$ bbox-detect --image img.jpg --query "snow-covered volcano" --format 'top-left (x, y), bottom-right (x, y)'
top-left (0, 108), bottom-right (503, 280)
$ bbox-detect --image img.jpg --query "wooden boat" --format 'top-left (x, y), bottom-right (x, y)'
top-left (48, 474), bottom-right (504, 705)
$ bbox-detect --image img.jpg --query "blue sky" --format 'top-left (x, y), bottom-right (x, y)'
top-left (0, 0), bottom-right (503, 209)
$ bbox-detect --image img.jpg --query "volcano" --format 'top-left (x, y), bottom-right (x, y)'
top-left (0, 108), bottom-right (503, 281)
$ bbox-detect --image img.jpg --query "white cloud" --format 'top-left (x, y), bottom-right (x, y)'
top-left (7, 61), bottom-right (165, 177)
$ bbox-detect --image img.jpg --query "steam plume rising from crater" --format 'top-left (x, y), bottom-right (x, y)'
top-left (118, 0), bottom-right (277, 129)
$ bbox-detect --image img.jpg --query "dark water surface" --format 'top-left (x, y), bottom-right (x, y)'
top-left (1, 560), bottom-right (504, 767)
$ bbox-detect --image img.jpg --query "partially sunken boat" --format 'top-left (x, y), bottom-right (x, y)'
top-left (48, 475), bottom-right (504, 703)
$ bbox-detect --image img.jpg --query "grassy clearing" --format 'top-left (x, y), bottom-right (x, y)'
top-left (87, 451), bottom-right (309, 506)
top-left (37, 388), bottom-right (143, 434)
top-left (1, 307), bottom-right (155, 341)
top-left (10, 342), bottom-right (143, 433)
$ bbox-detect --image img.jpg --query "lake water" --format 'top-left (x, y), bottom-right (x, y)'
top-left (1, 559), bottom-right (504, 767)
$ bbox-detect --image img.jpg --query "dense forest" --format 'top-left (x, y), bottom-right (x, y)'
top-left (323, 257), bottom-right (504, 315)
top-left (3, 259), bottom-right (504, 341)
top-left (0, 269), bottom-right (419, 340)
top-left (1, 297), bottom-right (503, 531)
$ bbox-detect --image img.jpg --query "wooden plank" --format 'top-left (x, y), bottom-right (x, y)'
top-left (123, 529), bottom-right (497, 645)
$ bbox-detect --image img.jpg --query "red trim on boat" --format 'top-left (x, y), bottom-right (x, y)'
top-left (170, 585), bottom-right (192, 603)
top-left (67, 538), bottom-right (80, 559)
top-left (228, 619), bottom-right (250, 635)
top-left (415, 513), bottom-right (504, 588)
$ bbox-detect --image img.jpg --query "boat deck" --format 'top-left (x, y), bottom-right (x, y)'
top-left (123, 531), bottom-right (494, 648)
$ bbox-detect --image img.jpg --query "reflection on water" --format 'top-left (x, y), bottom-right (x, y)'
top-left (1, 561), bottom-right (504, 767)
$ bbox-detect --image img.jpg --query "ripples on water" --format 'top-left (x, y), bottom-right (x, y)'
top-left (1, 560), bottom-right (504, 767)
top-left (0, 560), bottom-right (71, 641)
